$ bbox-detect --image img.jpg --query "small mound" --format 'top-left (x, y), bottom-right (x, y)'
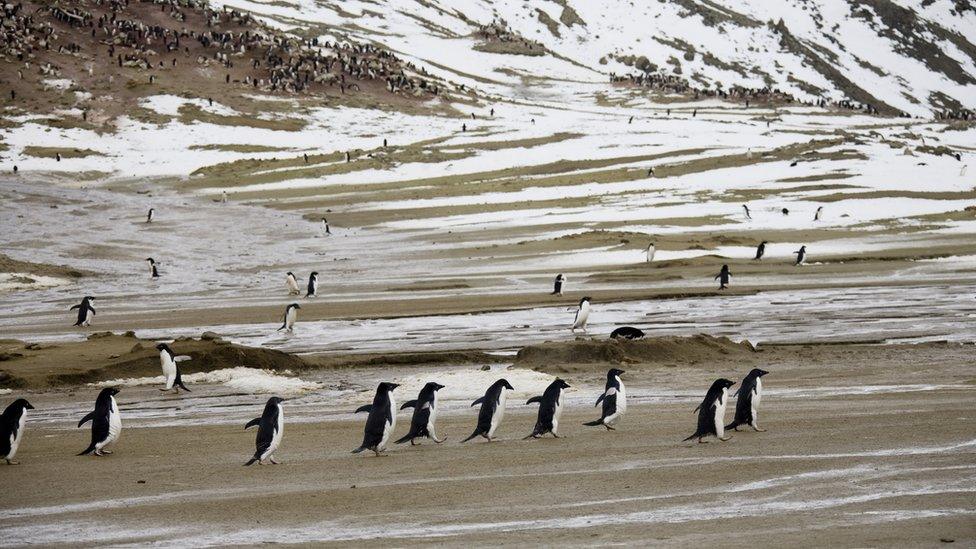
top-left (515, 334), bottom-right (756, 373)
top-left (93, 367), bottom-right (320, 395)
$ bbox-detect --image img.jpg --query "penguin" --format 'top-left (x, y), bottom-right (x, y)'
top-left (1, 399), bottom-right (34, 464)
top-left (321, 217), bottom-right (331, 235)
top-left (56, 152), bottom-right (61, 162)
top-left (145, 257), bottom-right (160, 279)
top-left (609, 327), bottom-right (644, 340)
top-left (715, 264), bottom-right (732, 290)
top-left (814, 206), bottom-right (823, 221)
top-left (646, 242), bottom-right (656, 262)
top-left (285, 272), bottom-right (300, 295)
top-left (584, 368), bottom-right (626, 430)
top-left (683, 378), bottom-right (736, 443)
top-left (146, 208), bottom-right (154, 223)
top-left (352, 382), bottom-right (399, 455)
top-left (345, 151), bottom-right (351, 163)
top-left (781, 208), bottom-right (790, 215)
top-left (754, 241), bottom-right (767, 260)
top-left (793, 245), bottom-right (807, 266)
top-left (221, 191), bottom-right (228, 204)
top-left (551, 273), bottom-right (564, 296)
top-left (395, 382), bottom-right (446, 445)
top-left (77, 387), bottom-right (122, 456)
top-left (305, 271), bottom-right (318, 298)
top-left (743, 204), bottom-right (752, 220)
top-left (156, 343), bottom-right (191, 392)
top-left (278, 303), bottom-right (300, 333)
top-left (628, 115), bottom-right (633, 124)
top-left (461, 379), bottom-right (514, 442)
top-left (647, 167), bottom-right (655, 177)
top-left (571, 296), bottom-right (591, 333)
top-left (70, 296), bottom-right (96, 327)
top-left (244, 396), bottom-right (284, 465)
top-left (524, 378), bottom-right (571, 439)
top-left (726, 368), bottom-right (769, 432)
top-left (789, 160), bottom-right (798, 167)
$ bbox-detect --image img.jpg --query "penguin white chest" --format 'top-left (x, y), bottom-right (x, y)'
top-left (647, 246), bottom-right (655, 262)
top-left (83, 308), bottom-right (93, 326)
top-left (380, 395), bottom-right (396, 449)
top-left (753, 378), bottom-right (763, 407)
top-left (489, 390), bottom-right (508, 437)
top-left (616, 379), bottom-right (628, 415)
top-left (573, 303), bottom-right (590, 329)
top-left (427, 394), bottom-right (438, 431)
top-left (552, 390), bottom-right (564, 432)
top-left (160, 351), bottom-right (176, 387)
top-left (713, 388), bottom-right (728, 437)
top-left (8, 411), bottom-right (26, 459)
top-left (285, 308), bottom-right (297, 329)
top-left (106, 398), bottom-right (122, 445)
top-left (266, 404), bottom-right (284, 458)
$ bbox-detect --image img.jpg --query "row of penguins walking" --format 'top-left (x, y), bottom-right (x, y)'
top-left (1, 366), bottom-right (769, 465)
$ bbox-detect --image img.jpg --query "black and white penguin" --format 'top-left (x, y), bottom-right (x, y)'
top-left (781, 208), bottom-right (790, 215)
top-left (305, 272), bottom-right (318, 298)
top-left (461, 379), bottom-right (514, 442)
top-left (146, 208), bottom-right (155, 223)
top-left (395, 382), bottom-right (446, 445)
top-left (352, 382), bottom-right (399, 455)
top-left (814, 206), bottom-right (823, 221)
top-left (551, 274), bottom-right (564, 296)
top-left (743, 204), bottom-right (752, 220)
top-left (244, 396), bottom-right (284, 465)
top-left (754, 240), bottom-right (767, 260)
top-left (683, 378), bottom-right (736, 443)
top-left (646, 242), bottom-right (656, 262)
top-left (285, 272), bottom-right (300, 295)
top-left (715, 264), bottom-right (732, 290)
top-left (647, 167), bottom-right (655, 177)
top-left (1, 399), bottom-right (34, 464)
top-left (321, 217), bottom-right (331, 235)
top-left (793, 245), bottom-right (807, 266)
top-left (145, 257), bottom-right (160, 279)
top-left (571, 296), bottom-right (591, 333)
top-left (726, 368), bottom-right (769, 432)
top-left (524, 378), bottom-right (571, 439)
top-left (584, 368), bottom-right (626, 430)
top-left (278, 303), bottom-right (300, 333)
top-left (610, 327), bottom-right (644, 340)
top-left (70, 296), bottom-right (96, 327)
top-left (155, 343), bottom-right (191, 392)
top-left (789, 160), bottom-right (798, 167)
top-left (77, 387), bottom-right (122, 456)
top-left (628, 115), bottom-right (633, 124)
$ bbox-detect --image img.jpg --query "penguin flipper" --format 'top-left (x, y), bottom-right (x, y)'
top-left (244, 456), bottom-right (258, 466)
top-left (244, 418), bottom-right (261, 430)
top-left (77, 443), bottom-right (96, 456)
top-left (682, 432), bottom-right (700, 442)
top-left (176, 379), bottom-right (191, 392)
top-left (595, 394), bottom-right (605, 407)
top-left (525, 396), bottom-right (542, 405)
top-left (69, 304), bottom-right (80, 310)
top-left (354, 404), bottom-right (372, 414)
top-left (351, 446), bottom-right (366, 454)
top-left (400, 400), bottom-right (418, 410)
top-left (470, 397), bottom-right (485, 407)
top-left (77, 411), bottom-right (95, 428)
top-left (460, 430), bottom-right (481, 443)
top-left (583, 419), bottom-right (603, 427)
top-left (394, 432), bottom-right (415, 444)
top-left (174, 356), bottom-right (191, 362)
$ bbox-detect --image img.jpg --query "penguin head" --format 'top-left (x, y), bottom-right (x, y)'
top-left (717, 378), bottom-right (736, 390)
top-left (799, 245), bottom-right (806, 252)
top-left (146, 257), bottom-right (155, 264)
top-left (379, 382), bottom-right (399, 392)
top-left (310, 271), bottom-right (319, 277)
top-left (424, 382), bottom-right (445, 392)
top-left (750, 368), bottom-right (770, 378)
top-left (82, 295), bottom-right (95, 302)
top-left (608, 368), bottom-right (625, 378)
top-left (761, 240), bottom-right (768, 245)
top-left (580, 296), bottom-right (591, 305)
top-left (9, 398), bottom-right (34, 411)
top-left (286, 271), bottom-right (295, 277)
top-left (497, 379), bottom-right (514, 391)
top-left (155, 343), bottom-right (170, 352)
top-left (554, 378), bottom-right (570, 390)
top-left (290, 303), bottom-right (301, 310)
top-left (99, 387), bottom-right (120, 399)
top-left (267, 396), bottom-right (285, 406)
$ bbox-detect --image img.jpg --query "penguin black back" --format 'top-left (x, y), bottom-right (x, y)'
top-left (461, 379), bottom-right (514, 442)
top-left (395, 382), bottom-right (445, 445)
top-left (244, 396), bottom-right (284, 465)
top-left (353, 382), bottom-right (399, 454)
top-left (77, 387), bottom-right (119, 456)
top-left (683, 379), bottom-right (735, 442)
top-left (525, 378), bottom-right (570, 439)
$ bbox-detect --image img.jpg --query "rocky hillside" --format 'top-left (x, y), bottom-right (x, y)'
top-left (206, 0), bottom-right (976, 117)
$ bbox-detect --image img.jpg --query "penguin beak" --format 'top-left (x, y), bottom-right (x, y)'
top-left (26, 403), bottom-right (35, 410)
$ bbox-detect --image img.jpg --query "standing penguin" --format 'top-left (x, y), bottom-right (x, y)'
top-left (714, 264), bottom-right (732, 290)
top-left (145, 257), bottom-right (160, 279)
top-left (278, 303), bottom-right (300, 333)
top-left (793, 245), bottom-right (807, 266)
top-left (395, 382), bottom-right (446, 445)
top-left (584, 368), bottom-right (626, 430)
top-left (1, 399), bottom-right (34, 464)
top-left (461, 379), bottom-right (514, 442)
top-left (754, 241), bottom-right (767, 260)
top-left (146, 208), bottom-right (155, 223)
top-left (285, 272), bottom-right (300, 295)
top-left (726, 368), bottom-right (769, 432)
top-left (322, 217), bottom-right (331, 235)
top-left (742, 204), bottom-right (752, 220)
top-left (814, 206), bottom-right (823, 221)
top-left (571, 297), bottom-right (591, 333)
top-left (352, 382), bottom-right (399, 456)
top-left (551, 274), bottom-right (565, 296)
top-left (524, 378), bottom-right (571, 439)
top-left (305, 272), bottom-right (318, 298)
top-left (683, 379), bottom-right (736, 443)
top-left (155, 343), bottom-right (191, 392)
top-left (70, 296), bottom-right (96, 327)
top-left (244, 396), bottom-right (285, 465)
top-left (646, 242), bottom-right (656, 262)
top-left (77, 388), bottom-right (122, 456)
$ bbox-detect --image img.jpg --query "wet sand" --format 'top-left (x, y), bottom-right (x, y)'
top-left (1, 342), bottom-right (974, 546)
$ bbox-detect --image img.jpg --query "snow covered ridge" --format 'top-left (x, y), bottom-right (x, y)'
top-left (91, 367), bottom-right (321, 395)
top-left (211, 0), bottom-right (976, 117)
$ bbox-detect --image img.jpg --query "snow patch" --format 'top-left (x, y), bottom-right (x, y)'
top-left (92, 367), bottom-right (320, 395)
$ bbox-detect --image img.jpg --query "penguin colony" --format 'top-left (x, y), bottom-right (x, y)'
top-left (2, 194), bottom-right (810, 465)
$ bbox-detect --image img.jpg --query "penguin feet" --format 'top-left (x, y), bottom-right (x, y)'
top-left (697, 438), bottom-right (709, 444)
top-left (5, 459), bottom-right (20, 465)
top-left (753, 427), bottom-right (767, 432)
top-left (432, 436), bottom-right (446, 444)
top-left (270, 456), bottom-right (280, 464)
top-left (604, 425), bottom-right (616, 431)
top-left (719, 436), bottom-right (732, 442)
top-left (410, 439), bottom-right (418, 446)
top-left (551, 433), bottom-right (561, 438)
